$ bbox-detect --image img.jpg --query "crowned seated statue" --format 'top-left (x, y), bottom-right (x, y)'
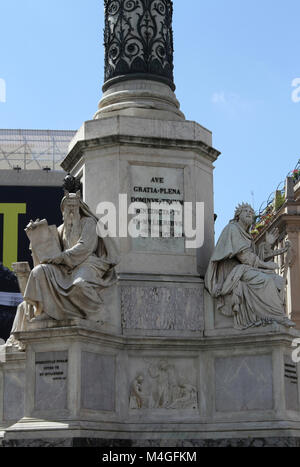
top-left (205, 203), bottom-right (295, 330)
top-left (6, 178), bottom-right (119, 350)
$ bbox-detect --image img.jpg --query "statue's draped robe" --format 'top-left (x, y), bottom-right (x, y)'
top-left (24, 216), bottom-right (117, 321)
top-left (205, 221), bottom-right (290, 329)
top-left (5, 301), bottom-right (33, 350)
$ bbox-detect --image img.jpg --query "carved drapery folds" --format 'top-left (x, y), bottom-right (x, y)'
top-left (103, 0), bottom-right (175, 91)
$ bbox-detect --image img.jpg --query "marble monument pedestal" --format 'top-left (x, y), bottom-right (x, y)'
top-left (1, 312), bottom-right (300, 447)
top-left (60, 114), bottom-right (220, 344)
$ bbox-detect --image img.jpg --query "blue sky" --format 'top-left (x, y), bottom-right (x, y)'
top-left (0, 0), bottom-right (299, 237)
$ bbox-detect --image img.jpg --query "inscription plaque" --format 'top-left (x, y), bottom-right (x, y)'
top-left (121, 285), bottom-right (204, 332)
top-left (284, 356), bottom-right (299, 411)
top-left (35, 351), bottom-right (68, 411)
top-left (130, 165), bottom-right (185, 253)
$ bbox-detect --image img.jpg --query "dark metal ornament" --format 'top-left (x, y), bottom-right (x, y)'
top-left (63, 175), bottom-right (82, 195)
top-left (103, 0), bottom-right (175, 91)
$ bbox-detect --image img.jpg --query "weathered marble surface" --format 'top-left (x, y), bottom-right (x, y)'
top-left (95, 79), bottom-right (185, 122)
top-left (121, 286), bottom-right (203, 332)
top-left (215, 355), bottom-right (273, 412)
top-left (2, 322), bottom-right (300, 444)
top-left (3, 371), bottom-right (25, 422)
top-left (81, 352), bottom-right (115, 412)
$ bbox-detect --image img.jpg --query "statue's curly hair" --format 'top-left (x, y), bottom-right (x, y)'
top-left (234, 203), bottom-right (255, 221)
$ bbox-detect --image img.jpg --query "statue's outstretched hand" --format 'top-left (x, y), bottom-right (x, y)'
top-left (265, 228), bottom-right (279, 246)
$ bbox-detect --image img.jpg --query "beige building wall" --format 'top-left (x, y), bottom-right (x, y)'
top-left (255, 178), bottom-right (300, 328)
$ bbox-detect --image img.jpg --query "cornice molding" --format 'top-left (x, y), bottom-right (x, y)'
top-left (61, 134), bottom-right (221, 172)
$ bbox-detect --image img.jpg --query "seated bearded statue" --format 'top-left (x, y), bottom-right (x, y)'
top-left (5, 188), bottom-right (119, 350)
top-left (205, 203), bottom-right (295, 330)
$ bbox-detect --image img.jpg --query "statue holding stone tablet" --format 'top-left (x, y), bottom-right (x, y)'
top-left (6, 177), bottom-right (119, 349)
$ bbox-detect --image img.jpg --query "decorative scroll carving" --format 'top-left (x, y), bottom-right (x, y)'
top-left (121, 286), bottom-right (204, 331)
top-left (129, 359), bottom-right (198, 410)
top-left (104, 0), bottom-right (175, 90)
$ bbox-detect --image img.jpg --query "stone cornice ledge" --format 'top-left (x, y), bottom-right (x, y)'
top-left (118, 273), bottom-right (203, 283)
top-left (12, 319), bottom-right (300, 351)
top-left (61, 134), bottom-right (221, 173)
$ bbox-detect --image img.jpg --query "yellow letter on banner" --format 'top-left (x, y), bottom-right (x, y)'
top-left (0, 203), bottom-right (27, 269)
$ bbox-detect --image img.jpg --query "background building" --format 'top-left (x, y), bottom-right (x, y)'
top-left (0, 129), bottom-right (75, 340)
top-left (0, 129), bottom-right (75, 171)
top-left (253, 162), bottom-right (300, 328)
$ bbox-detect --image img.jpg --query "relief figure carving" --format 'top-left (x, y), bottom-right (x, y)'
top-left (129, 359), bottom-right (198, 410)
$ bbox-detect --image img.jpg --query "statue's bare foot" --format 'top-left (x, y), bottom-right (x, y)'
top-left (30, 313), bottom-right (51, 322)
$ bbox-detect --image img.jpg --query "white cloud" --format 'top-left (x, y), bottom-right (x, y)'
top-left (0, 79), bottom-right (6, 103)
top-left (291, 78), bottom-right (300, 103)
top-left (211, 91), bottom-right (259, 117)
top-left (212, 92), bottom-right (226, 104)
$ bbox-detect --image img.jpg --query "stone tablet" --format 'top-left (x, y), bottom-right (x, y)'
top-left (35, 351), bottom-right (68, 411)
top-left (25, 219), bottom-right (61, 264)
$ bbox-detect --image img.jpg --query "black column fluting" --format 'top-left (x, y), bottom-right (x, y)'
top-left (103, 0), bottom-right (175, 92)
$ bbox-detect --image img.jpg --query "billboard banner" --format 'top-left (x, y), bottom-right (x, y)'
top-left (0, 186), bottom-right (63, 270)
top-left (0, 185), bottom-right (64, 339)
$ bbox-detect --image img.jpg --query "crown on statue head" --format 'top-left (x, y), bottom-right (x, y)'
top-left (234, 202), bottom-right (254, 220)
top-left (63, 174), bottom-right (82, 195)
top-left (61, 175), bottom-right (82, 211)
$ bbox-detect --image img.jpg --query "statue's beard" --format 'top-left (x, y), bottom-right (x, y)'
top-left (63, 212), bottom-right (81, 249)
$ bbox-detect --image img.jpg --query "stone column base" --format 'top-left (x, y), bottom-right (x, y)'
top-left (1, 321), bottom-right (300, 445)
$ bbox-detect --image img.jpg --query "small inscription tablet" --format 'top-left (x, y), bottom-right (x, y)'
top-left (35, 351), bottom-right (68, 411)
